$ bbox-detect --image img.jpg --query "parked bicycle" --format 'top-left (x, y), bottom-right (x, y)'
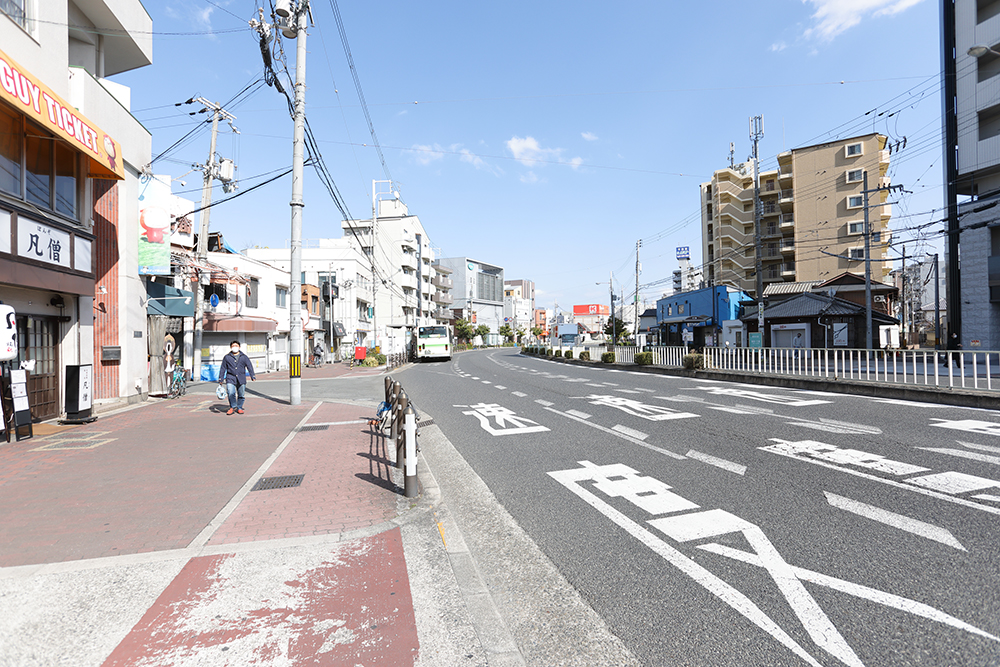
top-left (167, 362), bottom-right (187, 399)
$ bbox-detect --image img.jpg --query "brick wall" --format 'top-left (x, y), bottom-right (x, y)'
top-left (93, 179), bottom-right (120, 400)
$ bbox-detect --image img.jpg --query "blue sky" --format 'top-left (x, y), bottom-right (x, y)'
top-left (119, 0), bottom-right (943, 311)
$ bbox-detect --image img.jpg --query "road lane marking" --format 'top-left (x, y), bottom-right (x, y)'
top-left (633, 387), bottom-right (655, 393)
top-left (917, 447), bottom-right (1000, 467)
top-left (698, 543), bottom-right (997, 642)
top-left (785, 418), bottom-right (882, 436)
top-left (905, 471), bottom-right (1000, 495)
top-left (612, 425), bottom-right (649, 441)
top-left (762, 439), bottom-right (928, 476)
top-left (960, 440), bottom-right (1000, 454)
top-left (565, 409), bottom-right (591, 419)
top-left (495, 385), bottom-right (506, 390)
top-left (586, 383), bottom-right (604, 387)
top-left (545, 408), bottom-right (685, 460)
top-left (582, 395), bottom-right (698, 422)
top-left (930, 419), bottom-right (1000, 436)
top-left (614, 389), bottom-right (642, 394)
top-left (482, 380), bottom-right (492, 384)
top-left (685, 450), bottom-right (746, 475)
top-left (511, 391), bottom-right (528, 397)
top-left (975, 493), bottom-right (1000, 502)
top-left (709, 406), bottom-right (763, 415)
top-left (533, 398), bottom-right (552, 405)
top-left (689, 386), bottom-right (831, 406)
top-left (602, 382), bottom-right (619, 386)
top-left (824, 492), bottom-right (965, 551)
top-left (472, 376), bottom-right (480, 380)
top-left (459, 403), bottom-right (549, 436)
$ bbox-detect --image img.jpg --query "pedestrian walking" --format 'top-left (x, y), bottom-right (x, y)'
top-left (219, 340), bottom-right (256, 415)
top-left (792, 332), bottom-right (803, 360)
top-left (313, 340), bottom-right (324, 366)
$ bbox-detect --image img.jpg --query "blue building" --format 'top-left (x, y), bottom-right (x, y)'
top-left (656, 286), bottom-right (748, 347)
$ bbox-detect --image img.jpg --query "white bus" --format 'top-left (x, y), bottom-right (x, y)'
top-left (413, 325), bottom-right (453, 361)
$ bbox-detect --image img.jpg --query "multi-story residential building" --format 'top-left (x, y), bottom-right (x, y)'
top-left (503, 288), bottom-right (531, 335)
top-left (247, 238), bottom-right (374, 360)
top-left (533, 308), bottom-right (548, 339)
top-left (944, 0), bottom-right (1000, 349)
top-left (0, 1), bottom-right (152, 418)
top-left (504, 279), bottom-right (535, 313)
top-left (437, 256), bottom-right (504, 344)
top-left (701, 134), bottom-right (892, 300)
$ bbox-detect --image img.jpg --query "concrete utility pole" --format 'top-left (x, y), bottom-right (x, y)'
top-left (192, 98), bottom-right (235, 382)
top-left (634, 239), bottom-right (641, 340)
top-left (932, 254), bottom-right (941, 349)
top-left (750, 115), bottom-right (764, 303)
top-left (861, 173), bottom-right (904, 349)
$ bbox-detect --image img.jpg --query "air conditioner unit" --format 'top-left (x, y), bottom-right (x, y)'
top-left (873, 295), bottom-right (886, 303)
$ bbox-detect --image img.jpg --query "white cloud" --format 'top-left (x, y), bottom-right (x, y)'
top-left (410, 143), bottom-right (445, 165)
top-left (520, 171), bottom-right (539, 184)
top-left (409, 143), bottom-right (502, 175)
top-left (506, 135), bottom-right (583, 170)
top-left (770, 41), bottom-right (788, 52)
top-left (581, 131), bottom-right (598, 142)
top-left (459, 148), bottom-right (504, 177)
top-left (802, 0), bottom-right (925, 42)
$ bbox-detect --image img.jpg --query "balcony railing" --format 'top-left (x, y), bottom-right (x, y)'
top-left (433, 291), bottom-right (453, 305)
top-left (432, 275), bottom-right (453, 289)
top-left (782, 263), bottom-right (796, 275)
top-left (780, 189), bottom-right (794, 200)
top-left (779, 214), bottom-right (794, 227)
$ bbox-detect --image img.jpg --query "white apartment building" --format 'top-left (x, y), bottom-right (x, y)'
top-left (0, 1), bottom-right (152, 418)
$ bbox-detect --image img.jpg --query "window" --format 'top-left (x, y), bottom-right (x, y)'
top-left (845, 143), bottom-right (863, 157)
top-left (678, 304), bottom-right (685, 314)
top-left (204, 283), bottom-right (227, 303)
top-left (978, 0), bottom-right (1000, 24)
top-left (848, 221), bottom-right (864, 235)
top-left (0, 105), bottom-right (20, 196)
top-left (0, 116), bottom-right (79, 219)
top-left (846, 169), bottom-right (864, 183)
top-left (849, 248), bottom-right (865, 260)
top-left (276, 286), bottom-right (288, 308)
top-left (311, 295), bottom-right (319, 314)
top-left (247, 278), bottom-right (259, 308)
top-left (1, 0), bottom-right (30, 31)
top-left (847, 195), bottom-right (864, 209)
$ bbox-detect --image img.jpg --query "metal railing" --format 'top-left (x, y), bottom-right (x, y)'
top-left (382, 376), bottom-right (418, 498)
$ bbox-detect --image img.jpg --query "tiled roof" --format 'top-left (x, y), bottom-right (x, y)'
top-left (762, 281), bottom-right (821, 296)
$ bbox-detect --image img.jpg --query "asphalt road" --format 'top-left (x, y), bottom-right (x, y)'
top-left (398, 348), bottom-right (1000, 667)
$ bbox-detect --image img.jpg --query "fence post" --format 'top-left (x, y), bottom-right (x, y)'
top-left (403, 406), bottom-right (418, 498)
top-left (395, 391), bottom-right (408, 469)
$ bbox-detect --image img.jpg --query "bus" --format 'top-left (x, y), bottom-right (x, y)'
top-left (413, 325), bottom-right (453, 361)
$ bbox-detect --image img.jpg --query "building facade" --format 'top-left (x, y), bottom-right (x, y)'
top-left (0, 1), bottom-right (152, 419)
top-left (504, 278), bottom-right (535, 313)
top-left (437, 256), bottom-right (504, 343)
top-left (701, 134), bottom-right (892, 299)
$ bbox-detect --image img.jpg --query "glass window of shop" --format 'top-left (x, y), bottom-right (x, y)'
top-left (0, 112), bottom-right (79, 220)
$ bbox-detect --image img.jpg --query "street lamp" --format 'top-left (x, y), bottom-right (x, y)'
top-left (968, 44), bottom-right (1000, 58)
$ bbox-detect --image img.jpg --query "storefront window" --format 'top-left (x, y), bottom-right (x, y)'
top-left (25, 121), bottom-right (52, 209)
top-left (54, 141), bottom-right (77, 218)
top-left (0, 105), bottom-right (20, 196)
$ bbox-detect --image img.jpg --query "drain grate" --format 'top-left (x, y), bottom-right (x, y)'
top-left (417, 419), bottom-right (434, 427)
top-left (299, 424), bottom-right (329, 432)
top-left (251, 474), bottom-right (304, 491)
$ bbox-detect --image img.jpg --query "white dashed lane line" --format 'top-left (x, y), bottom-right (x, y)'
top-left (686, 449), bottom-right (747, 476)
top-left (565, 410), bottom-right (591, 420)
top-left (612, 424), bottom-right (649, 441)
top-left (511, 391), bottom-right (528, 397)
top-left (534, 399), bottom-right (553, 406)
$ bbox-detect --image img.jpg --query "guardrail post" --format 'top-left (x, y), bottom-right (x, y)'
top-left (403, 405), bottom-right (418, 498)
top-left (395, 391), bottom-right (408, 469)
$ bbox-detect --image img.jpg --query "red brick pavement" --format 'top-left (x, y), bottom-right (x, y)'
top-left (208, 402), bottom-right (400, 545)
top-left (299, 362), bottom-right (389, 380)
top-left (0, 393), bottom-right (310, 567)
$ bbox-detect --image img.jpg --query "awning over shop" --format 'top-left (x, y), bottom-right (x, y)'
top-left (205, 313), bottom-right (277, 333)
top-left (0, 47), bottom-right (124, 180)
top-left (659, 315), bottom-right (712, 325)
top-left (145, 281), bottom-right (194, 317)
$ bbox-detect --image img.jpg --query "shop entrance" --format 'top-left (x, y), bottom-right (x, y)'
top-left (16, 316), bottom-right (60, 421)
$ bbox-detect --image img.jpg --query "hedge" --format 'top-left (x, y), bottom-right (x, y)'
top-left (564, 350), bottom-right (573, 359)
top-left (601, 351), bottom-right (616, 364)
top-left (634, 352), bottom-right (653, 365)
top-left (682, 353), bottom-right (704, 370)
top-left (579, 351), bottom-right (590, 361)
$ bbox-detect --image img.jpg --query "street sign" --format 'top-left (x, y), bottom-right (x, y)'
top-left (748, 332), bottom-right (763, 348)
top-left (210, 293), bottom-right (219, 308)
top-left (757, 301), bottom-right (764, 329)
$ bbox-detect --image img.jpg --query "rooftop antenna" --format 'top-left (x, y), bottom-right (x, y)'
top-left (728, 142), bottom-right (735, 168)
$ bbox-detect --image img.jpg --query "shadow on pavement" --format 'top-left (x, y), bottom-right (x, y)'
top-left (354, 428), bottom-right (403, 496)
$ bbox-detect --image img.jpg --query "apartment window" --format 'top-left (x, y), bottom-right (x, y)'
top-left (845, 143), bottom-right (863, 157)
top-left (978, 0), bottom-right (1000, 23)
top-left (706, 203), bottom-right (713, 220)
top-left (311, 295), bottom-right (319, 314)
top-left (847, 195), bottom-right (864, 209)
top-left (979, 104), bottom-right (1000, 141)
top-left (849, 248), bottom-right (865, 260)
top-left (276, 287), bottom-right (288, 308)
top-left (848, 221), bottom-right (864, 235)
top-left (846, 169), bottom-right (864, 183)
top-left (247, 278), bottom-right (259, 308)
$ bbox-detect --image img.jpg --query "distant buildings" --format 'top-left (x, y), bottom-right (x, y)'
top-left (436, 256), bottom-right (504, 344)
top-left (701, 134), bottom-right (892, 299)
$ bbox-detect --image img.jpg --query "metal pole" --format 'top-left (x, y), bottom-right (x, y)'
top-left (403, 405), bottom-right (417, 498)
top-left (609, 271), bottom-right (614, 347)
top-left (288, 5), bottom-right (308, 405)
top-left (634, 239), bottom-right (641, 340)
top-left (901, 243), bottom-right (906, 347)
top-left (863, 171), bottom-right (873, 350)
top-left (192, 106), bottom-right (220, 383)
top-left (942, 0), bottom-right (961, 351)
top-left (750, 115), bottom-right (764, 302)
top-left (371, 181), bottom-right (378, 353)
top-left (933, 253), bottom-right (941, 349)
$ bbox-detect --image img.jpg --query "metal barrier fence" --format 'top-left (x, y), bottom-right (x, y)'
top-left (382, 375), bottom-right (418, 497)
top-left (530, 344), bottom-right (1000, 392)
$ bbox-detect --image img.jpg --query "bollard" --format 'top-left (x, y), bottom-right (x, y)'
top-left (384, 376), bottom-right (393, 404)
top-left (389, 381), bottom-right (402, 440)
top-left (395, 391), bottom-right (408, 469)
top-left (403, 405), bottom-right (417, 498)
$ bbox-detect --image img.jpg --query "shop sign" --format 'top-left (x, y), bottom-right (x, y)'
top-left (0, 47), bottom-right (123, 180)
top-left (0, 304), bottom-right (15, 360)
top-left (833, 323), bottom-right (849, 347)
top-left (17, 217), bottom-right (70, 268)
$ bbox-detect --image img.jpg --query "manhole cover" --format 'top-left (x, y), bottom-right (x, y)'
top-left (251, 474), bottom-right (304, 491)
top-left (300, 424), bottom-right (328, 432)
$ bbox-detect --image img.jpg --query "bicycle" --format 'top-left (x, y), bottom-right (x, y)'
top-left (167, 362), bottom-right (187, 399)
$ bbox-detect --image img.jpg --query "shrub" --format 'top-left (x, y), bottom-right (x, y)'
top-left (363, 352), bottom-right (387, 367)
top-left (634, 352), bottom-right (653, 365)
top-left (564, 350), bottom-right (574, 359)
top-left (682, 353), bottom-right (704, 370)
top-left (579, 351), bottom-right (590, 361)
top-left (554, 350), bottom-right (562, 358)
top-left (601, 351), bottom-right (616, 364)
top-left (547, 348), bottom-right (553, 356)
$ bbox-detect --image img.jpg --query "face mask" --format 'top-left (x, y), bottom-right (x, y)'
top-left (231, 347), bottom-right (239, 354)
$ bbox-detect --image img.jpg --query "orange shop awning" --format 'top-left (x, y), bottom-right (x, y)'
top-left (0, 47), bottom-right (124, 180)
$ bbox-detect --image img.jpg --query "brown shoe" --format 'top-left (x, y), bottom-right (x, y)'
top-left (226, 408), bottom-right (235, 415)
top-left (237, 409), bottom-right (245, 414)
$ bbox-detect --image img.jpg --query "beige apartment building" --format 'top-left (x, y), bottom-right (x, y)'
top-left (701, 133), bottom-right (892, 299)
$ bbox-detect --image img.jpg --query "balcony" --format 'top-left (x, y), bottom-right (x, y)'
top-left (780, 240), bottom-right (795, 254)
top-left (761, 203), bottom-right (779, 217)
top-left (782, 262), bottom-right (796, 277)
top-left (433, 291), bottom-right (453, 305)
top-left (400, 254), bottom-right (417, 270)
top-left (779, 214), bottom-right (794, 228)
top-left (778, 169), bottom-right (792, 181)
top-left (433, 307), bottom-right (453, 319)
top-left (780, 189), bottom-right (793, 201)
top-left (763, 224), bottom-right (780, 238)
top-left (432, 274), bottom-right (453, 289)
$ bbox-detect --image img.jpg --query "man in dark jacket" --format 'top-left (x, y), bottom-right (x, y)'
top-left (219, 340), bottom-right (256, 415)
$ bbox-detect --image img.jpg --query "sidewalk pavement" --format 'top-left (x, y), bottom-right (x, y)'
top-left (0, 390), bottom-right (484, 666)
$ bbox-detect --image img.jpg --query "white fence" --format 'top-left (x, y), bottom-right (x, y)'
top-left (537, 344), bottom-right (1000, 392)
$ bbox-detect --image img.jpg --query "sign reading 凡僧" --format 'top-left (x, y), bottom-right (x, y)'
top-left (17, 217), bottom-right (71, 268)
top-left (0, 47), bottom-right (124, 180)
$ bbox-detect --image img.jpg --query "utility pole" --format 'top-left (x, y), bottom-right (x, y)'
top-left (932, 253), bottom-right (941, 349)
top-left (861, 173), bottom-right (905, 349)
top-left (901, 243), bottom-right (907, 347)
top-left (634, 239), bottom-right (641, 340)
top-left (191, 98), bottom-right (235, 382)
top-left (750, 115), bottom-right (764, 303)
top-left (942, 0), bottom-right (961, 353)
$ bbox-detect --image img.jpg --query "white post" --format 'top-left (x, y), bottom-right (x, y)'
top-left (404, 406), bottom-right (417, 498)
top-left (288, 4), bottom-right (308, 405)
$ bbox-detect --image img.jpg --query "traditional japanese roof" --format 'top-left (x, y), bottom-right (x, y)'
top-left (762, 281), bottom-right (821, 297)
top-left (741, 292), bottom-right (898, 323)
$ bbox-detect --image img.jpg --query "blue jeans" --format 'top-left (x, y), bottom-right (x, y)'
top-left (227, 381), bottom-right (246, 409)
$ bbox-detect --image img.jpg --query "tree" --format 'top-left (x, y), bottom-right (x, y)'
top-left (498, 324), bottom-right (514, 342)
top-left (454, 318), bottom-right (474, 343)
top-left (531, 326), bottom-right (543, 339)
top-left (516, 326), bottom-right (527, 344)
top-left (474, 324), bottom-right (491, 343)
top-left (604, 316), bottom-right (627, 344)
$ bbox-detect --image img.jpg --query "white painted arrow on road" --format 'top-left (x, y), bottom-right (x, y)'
top-left (824, 492), bottom-right (965, 551)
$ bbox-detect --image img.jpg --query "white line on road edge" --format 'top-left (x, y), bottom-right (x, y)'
top-left (545, 407), bottom-right (685, 460)
top-left (305, 419), bottom-right (368, 427)
top-left (975, 493), bottom-right (1000, 502)
top-left (533, 398), bottom-right (552, 405)
top-left (698, 543), bottom-right (997, 642)
top-left (612, 425), bottom-right (649, 440)
top-left (960, 440), bottom-right (1000, 454)
top-left (565, 409), bottom-right (591, 419)
top-left (762, 448), bottom-right (1000, 517)
top-left (686, 450), bottom-right (747, 475)
top-left (187, 401), bottom-right (325, 549)
top-left (824, 492), bottom-right (965, 551)
top-left (917, 447), bottom-right (1000, 467)
top-left (495, 385), bottom-right (506, 390)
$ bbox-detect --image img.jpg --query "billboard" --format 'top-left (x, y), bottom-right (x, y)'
top-left (676, 246), bottom-right (690, 260)
top-left (137, 174), bottom-right (197, 275)
top-left (573, 304), bottom-right (609, 316)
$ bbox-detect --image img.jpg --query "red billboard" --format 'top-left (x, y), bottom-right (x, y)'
top-left (573, 304), bottom-right (609, 316)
